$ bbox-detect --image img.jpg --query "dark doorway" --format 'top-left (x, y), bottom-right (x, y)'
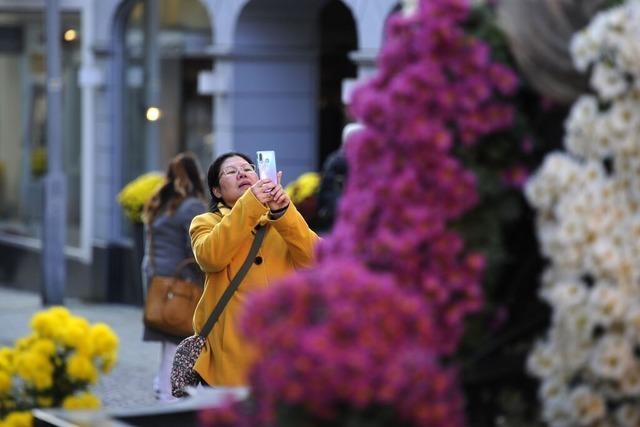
top-left (180, 58), bottom-right (213, 162)
top-left (318, 0), bottom-right (357, 169)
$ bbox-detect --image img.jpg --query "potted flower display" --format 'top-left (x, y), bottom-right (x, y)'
top-left (0, 307), bottom-right (119, 427)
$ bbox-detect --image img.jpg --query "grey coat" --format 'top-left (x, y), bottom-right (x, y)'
top-left (142, 197), bottom-right (207, 343)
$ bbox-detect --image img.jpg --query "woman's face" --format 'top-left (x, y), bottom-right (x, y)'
top-left (213, 155), bottom-right (258, 207)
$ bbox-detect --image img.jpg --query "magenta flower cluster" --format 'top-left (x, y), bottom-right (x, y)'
top-left (242, 261), bottom-right (465, 426)
top-left (200, 0), bottom-right (519, 425)
top-left (317, 0), bottom-right (517, 358)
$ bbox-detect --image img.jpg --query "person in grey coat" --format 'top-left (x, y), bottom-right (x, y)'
top-left (141, 152), bottom-right (207, 402)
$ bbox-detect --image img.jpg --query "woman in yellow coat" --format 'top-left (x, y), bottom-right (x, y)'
top-left (189, 152), bottom-right (318, 386)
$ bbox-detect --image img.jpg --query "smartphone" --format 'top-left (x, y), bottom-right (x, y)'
top-left (256, 150), bottom-right (278, 183)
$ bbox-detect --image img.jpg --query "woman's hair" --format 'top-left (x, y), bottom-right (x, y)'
top-left (143, 152), bottom-right (206, 224)
top-left (206, 152), bottom-right (253, 212)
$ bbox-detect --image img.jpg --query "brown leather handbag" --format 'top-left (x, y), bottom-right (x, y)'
top-left (143, 225), bottom-right (203, 337)
top-left (143, 259), bottom-right (203, 337)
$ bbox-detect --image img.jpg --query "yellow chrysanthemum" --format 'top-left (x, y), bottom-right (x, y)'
top-left (66, 354), bottom-right (98, 384)
top-left (0, 348), bottom-right (15, 372)
top-left (14, 334), bottom-right (37, 352)
top-left (60, 317), bottom-right (91, 354)
top-left (117, 172), bottom-right (165, 223)
top-left (285, 172), bottom-right (320, 204)
top-left (46, 306), bottom-right (72, 320)
top-left (30, 338), bottom-right (56, 357)
top-left (31, 307), bottom-right (71, 340)
top-left (89, 323), bottom-right (119, 357)
top-left (0, 370), bottom-right (12, 394)
top-left (100, 352), bottom-right (118, 374)
top-left (62, 392), bottom-right (101, 410)
top-left (2, 411), bottom-right (32, 427)
top-left (15, 351), bottom-right (53, 390)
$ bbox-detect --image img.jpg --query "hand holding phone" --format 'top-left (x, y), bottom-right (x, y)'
top-left (256, 150), bottom-right (289, 211)
top-left (256, 150), bottom-right (278, 183)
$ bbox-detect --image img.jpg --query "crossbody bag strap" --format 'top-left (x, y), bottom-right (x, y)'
top-left (198, 225), bottom-right (267, 338)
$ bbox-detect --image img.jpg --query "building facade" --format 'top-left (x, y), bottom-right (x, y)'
top-left (0, 0), bottom-right (398, 303)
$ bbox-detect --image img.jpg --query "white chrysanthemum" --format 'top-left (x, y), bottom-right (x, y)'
top-left (547, 281), bottom-right (588, 309)
top-left (582, 161), bottom-right (606, 184)
top-left (558, 305), bottom-right (594, 345)
top-left (565, 129), bottom-right (599, 159)
top-left (583, 206), bottom-right (617, 238)
top-left (570, 31), bottom-right (599, 72)
top-left (556, 218), bottom-right (587, 244)
top-left (555, 246), bottom-right (584, 271)
top-left (529, 2), bottom-right (640, 422)
top-left (530, 153), bottom-right (585, 202)
top-left (616, 404), bottom-right (640, 427)
top-left (568, 385), bottom-right (606, 426)
top-left (565, 97), bottom-right (601, 158)
top-left (524, 177), bottom-right (554, 211)
top-left (608, 99), bottom-right (640, 135)
top-left (527, 341), bottom-right (564, 379)
top-left (539, 377), bottom-right (567, 404)
top-left (603, 5), bottom-right (628, 31)
top-left (542, 398), bottom-right (573, 427)
top-left (567, 96), bottom-right (599, 130)
top-left (590, 239), bottom-right (623, 278)
top-left (541, 268), bottom-right (583, 291)
top-left (590, 63), bottom-right (629, 101)
top-left (624, 304), bottom-right (640, 342)
top-left (588, 283), bottom-right (627, 326)
top-left (538, 232), bottom-right (586, 272)
top-left (590, 334), bottom-right (633, 380)
top-left (619, 364), bottom-right (640, 396)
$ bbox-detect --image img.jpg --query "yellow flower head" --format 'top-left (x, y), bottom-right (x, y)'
top-left (89, 323), bottom-right (119, 357)
top-left (14, 334), bottom-right (36, 352)
top-left (1, 411), bottom-right (32, 427)
top-left (66, 353), bottom-right (98, 384)
top-left (0, 348), bottom-right (15, 372)
top-left (0, 370), bottom-right (12, 395)
top-left (31, 306), bottom-right (71, 340)
top-left (100, 352), bottom-right (118, 374)
top-left (60, 317), bottom-right (91, 354)
top-left (15, 351), bottom-right (53, 390)
top-left (62, 392), bottom-right (101, 410)
top-left (117, 172), bottom-right (165, 223)
top-left (30, 338), bottom-right (56, 357)
top-left (285, 172), bottom-right (320, 204)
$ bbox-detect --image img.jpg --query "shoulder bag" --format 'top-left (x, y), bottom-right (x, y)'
top-left (170, 225), bottom-right (267, 397)
top-left (143, 227), bottom-right (203, 338)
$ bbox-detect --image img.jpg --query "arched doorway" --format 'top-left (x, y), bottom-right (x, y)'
top-left (232, 0), bottom-right (357, 183)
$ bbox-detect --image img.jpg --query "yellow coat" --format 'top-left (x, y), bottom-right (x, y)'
top-left (189, 189), bottom-right (318, 386)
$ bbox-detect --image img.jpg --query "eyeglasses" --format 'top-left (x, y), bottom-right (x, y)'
top-left (220, 163), bottom-right (257, 178)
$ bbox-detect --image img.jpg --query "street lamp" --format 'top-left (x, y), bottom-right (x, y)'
top-left (145, 106), bottom-right (161, 122)
top-left (63, 29), bottom-right (77, 42)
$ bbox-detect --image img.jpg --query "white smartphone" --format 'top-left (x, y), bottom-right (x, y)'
top-left (256, 150), bottom-right (278, 183)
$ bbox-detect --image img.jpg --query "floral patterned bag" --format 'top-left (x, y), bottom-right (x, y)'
top-left (170, 226), bottom-right (267, 397)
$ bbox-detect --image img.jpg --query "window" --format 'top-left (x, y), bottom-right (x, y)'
top-left (0, 12), bottom-right (82, 247)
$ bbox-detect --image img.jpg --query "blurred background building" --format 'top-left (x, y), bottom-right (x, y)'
top-left (0, 0), bottom-right (399, 303)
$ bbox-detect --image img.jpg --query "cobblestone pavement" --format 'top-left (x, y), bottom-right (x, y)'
top-left (0, 286), bottom-right (164, 411)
